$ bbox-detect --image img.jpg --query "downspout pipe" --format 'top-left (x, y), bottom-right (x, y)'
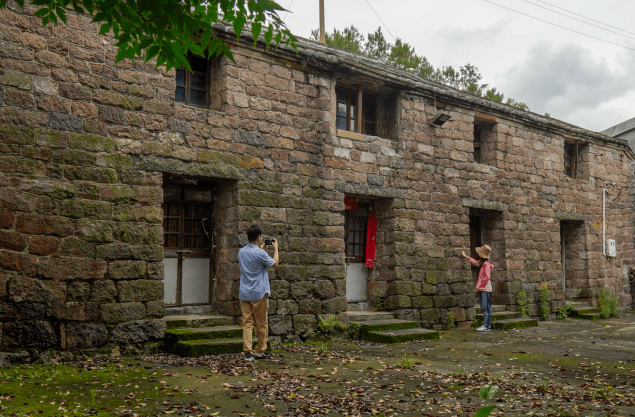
top-left (603, 187), bottom-right (606, 256)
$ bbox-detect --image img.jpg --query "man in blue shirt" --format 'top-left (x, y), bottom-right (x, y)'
top-left (238, 224), bottom-right (279, 362)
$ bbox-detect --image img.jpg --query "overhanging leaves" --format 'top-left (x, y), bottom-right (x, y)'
top-left (0, 0), bottom-right (297, 71)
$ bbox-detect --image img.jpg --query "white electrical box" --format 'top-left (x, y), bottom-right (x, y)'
top-left (606, 239), bottom-right (616, 257)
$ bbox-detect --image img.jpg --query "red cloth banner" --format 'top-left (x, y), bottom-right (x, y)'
top-left (365, 213), bottom-right (377, 268)
top-left (344, 198), bottom-right (358, 210)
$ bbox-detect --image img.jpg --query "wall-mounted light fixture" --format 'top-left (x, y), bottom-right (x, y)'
top-left (429, 112), bottom-right (451, 126)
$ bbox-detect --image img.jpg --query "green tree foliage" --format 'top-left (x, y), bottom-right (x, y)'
top-left (312, 25), bottom-right (530, 111)
top-left (1, 0), bottom-right (297, 71)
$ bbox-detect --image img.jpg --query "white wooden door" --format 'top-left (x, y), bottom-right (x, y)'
top-left (345, 207), bottom-right (368, 302)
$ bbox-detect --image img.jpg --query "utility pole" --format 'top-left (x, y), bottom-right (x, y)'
top-left (319, 0), bottom-right (325, 44)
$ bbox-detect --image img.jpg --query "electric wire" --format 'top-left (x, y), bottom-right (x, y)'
top-left (610, 95), bottom-right (635, 126)
top-left (282, 0), bottom-right (294, 22)
top-left (519, 0), bottom-right (635, 41)
top-left (364, 0), bottom-right (396, 42)
top-left (534, 0), bottom-right (635, 37)
top-left (482, 0), bottom-right (635, 53)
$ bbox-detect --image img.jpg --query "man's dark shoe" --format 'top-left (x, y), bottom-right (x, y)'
top-left (254, 351), bottom-right (271, 359)
top-left (244, 351), bottom-right (255, 362)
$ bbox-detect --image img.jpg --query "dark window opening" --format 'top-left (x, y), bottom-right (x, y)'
top-left (175, 54), bottom-right (210, 107)
top-left (362, 93), bottom-right (377, 135)
top-left (564, 142), bottom-right (576, 178)
top-left (345, 204), bottom-right (369, 263)
top-left (473, 124), bottom-right (483, 163)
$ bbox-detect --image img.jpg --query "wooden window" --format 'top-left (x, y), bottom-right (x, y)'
top-left (473, 124), bottom-right (483, 163)
top-left (336, 88), bottom-right (378, 135)
top-left (564, 142), bottom-right (577, 178)
top-left (362, 93), bottom-right (377, 135)
top-left (163, 186), bottom-right (214, 254)
top-left (175, 54), bottom-right (209, 107)
top-left (336, 88), bottom-right (357, 132)
top-left (345, 208), bottom-right (368, 263)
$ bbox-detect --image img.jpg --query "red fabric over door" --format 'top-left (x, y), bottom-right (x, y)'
top-left (365, 212), bottom-right (377, 267)
top-left (344, 198), bottom-right (358, 210)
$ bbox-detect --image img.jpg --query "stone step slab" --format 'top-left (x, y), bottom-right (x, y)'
top-left (358, 319), bottom-right (420, 333)
top-left (165, 315), bottom-right (234, 330)
top-left (363, 328), bottom-right (439, 344)
top-left (492, 318), bottom-right (538, 330)
top-left (475, 305), bottom-right (507, 314)
top-left (475, 311), bottom-right (522, 324)
top-left (168, 338), bottom-right (266, 357)
top-left (345, 311), bottom-right (396, 322)
top-left (165, 325), bottom-right (243, 346)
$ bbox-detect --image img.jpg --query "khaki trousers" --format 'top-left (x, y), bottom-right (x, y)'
top-left (241, 295), bottom-right (268, 353)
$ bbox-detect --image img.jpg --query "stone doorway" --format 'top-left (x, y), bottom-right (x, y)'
top-left (345, 202), bottom-right (370, 307)
top-left (468, 208), bottom-right (506, 303)
top-left (162, 175), bottom-right (218, 308)
top-left (560, 220), bottom-right (587, 299)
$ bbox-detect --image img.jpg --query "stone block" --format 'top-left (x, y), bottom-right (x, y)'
top-left (28, 236), bottom-right (61, 256)
top-left (419, 308), bottom-right (441, 327)
top-left (91, 280), bottom-right (117, 303)
top-left (38, 258), bottom-right (107, 280)
top-left (276, 300), bottom-right (298, 315)
top-left (395, 309), bottom-right (421, 322)
top-left (269, 280), bottom-right (289, 299)
top-left (117, 280), bottom-right (163, 302)
top-left (67, 281), bottom-right (90, 301)
top-left (269, 315), bottom-right (293, 335)
top-left (312, 280), bottom-right (335, 299)
top-left (292, 314), bottom-right (317, 337)
top-left (65, 322), bottom-right (107, 350)
top-left (384, 295), bottom-right (412, 309)
top-left (8, 275), bottom-right (58, 303)
top-left (96, 243), bottom-right (163, 261)
top-left (0, 302), bottom-right (46, 320)
top-left (110, 319), bottom-right (166, 344)
top-left (15, 214), bottom-right (73, 237)
top-left (388, 281), bottom-right (421, 297)
top-left (48, 112), bottom-right (84, 133)
top-left (49, 301), bottom-right (100, 321)
top-left (145, 300), bottom-right (165, 317)
top-left (289, 281), bottom-right (313, 299)
top-left (412, 296), bottom-right (434, 309)
top-left (0, 231), bottom-right (27, 252)
top-left (321, 297), bottom-right (347, 314)
top-left (3, 320), bottom-right (57, 348)
top-left (433, 295), bottom-right (455, 309)
top-left (108, 260), bottom-right (147, 280)
top-left (298, 298), bottom-right (321, 314)
top-left (100, 302), bottom-right (146, 323)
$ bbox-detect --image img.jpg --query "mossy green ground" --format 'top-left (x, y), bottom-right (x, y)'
top-left (1, 313), bottom-right (635, 416)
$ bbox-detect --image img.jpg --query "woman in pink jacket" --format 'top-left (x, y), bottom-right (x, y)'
top-left (462, 245), bottom-right (493, 332)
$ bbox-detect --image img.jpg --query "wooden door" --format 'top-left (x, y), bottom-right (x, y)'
top-left (162, 184), bottom-right (216, 306)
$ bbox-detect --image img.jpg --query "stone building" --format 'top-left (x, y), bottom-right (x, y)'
top-left (0, 3), bottom-right (633, 354)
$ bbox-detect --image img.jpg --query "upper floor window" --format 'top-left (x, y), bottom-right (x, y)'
top-left (564, 142), bottom-right (577, 178)
top-left (336, 87), bottom-right (377, 135)
top-left (473, 124), bottom-right (483, 163)
top-left (175, 54), bottom-right (210, 107)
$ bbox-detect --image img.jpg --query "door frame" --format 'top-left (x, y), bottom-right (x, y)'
top-left (162, 176), bottom-right (218, 307)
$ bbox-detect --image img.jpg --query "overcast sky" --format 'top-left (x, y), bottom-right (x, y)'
top-left (280, 0), bottom-right (635, 133)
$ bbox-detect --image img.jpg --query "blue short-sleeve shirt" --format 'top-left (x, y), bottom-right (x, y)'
top-left (238, 244), bottom-right (274, 301)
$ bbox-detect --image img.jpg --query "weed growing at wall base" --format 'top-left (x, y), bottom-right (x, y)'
top-left (597, 288), bottom-right (619, 319)
top-left (517, 289), bottom-right (530, 318)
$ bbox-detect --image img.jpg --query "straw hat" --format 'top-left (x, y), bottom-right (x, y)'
top-left (475, 244), bottom-right (492, 259)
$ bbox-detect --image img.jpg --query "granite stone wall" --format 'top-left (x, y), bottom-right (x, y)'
top-left (0, 1), bottom-right (633, 355)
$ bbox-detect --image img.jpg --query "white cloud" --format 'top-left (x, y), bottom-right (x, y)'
top-left (498, 41), bottom-right (635, 131)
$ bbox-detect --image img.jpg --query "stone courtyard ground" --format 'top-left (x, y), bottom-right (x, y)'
top-left (0, 313), bottom-right (634, 417)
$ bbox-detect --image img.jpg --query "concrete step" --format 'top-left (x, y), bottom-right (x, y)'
top-left (169, 338), bottom-right (266, 357)
top-left (570, 306), bottom-right (602, 320)
top-left (165, 325), bottom-right (243, 346)
top-left (345, 311), bottom-right (396, 322)
top-left (165, 305), bottom-right (213, 316)
top-left (492, 317), bottom-right (538, 330)
top-left (165, 314), bottom-right (234, 330)
top-left (475, 304), bottom-right (507, 314)
top-left (363, 328), bottom-right (439, 344)
top-left (567, 301), bottom-right (592, 308)
top-left (475, 311), bottom-right (522, 324)
top-left (358, 319), bottom-right (420, 333)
